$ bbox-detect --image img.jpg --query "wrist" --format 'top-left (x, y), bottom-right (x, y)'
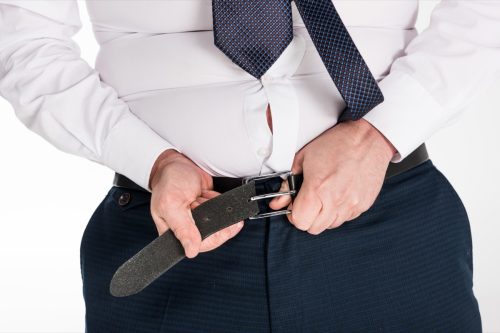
top-left (365, 119), bottom-right (397, 160)
top-left (149, 148), bottom-right (182, 190)
top-left (354, 119), bottom-right (397, 161)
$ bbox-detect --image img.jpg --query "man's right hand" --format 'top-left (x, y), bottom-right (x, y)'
top-left (149, 149), bottom-right (245, 259)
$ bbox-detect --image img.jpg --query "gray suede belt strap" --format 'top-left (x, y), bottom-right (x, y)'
top-left (110, 144), bottom-right (429, 297)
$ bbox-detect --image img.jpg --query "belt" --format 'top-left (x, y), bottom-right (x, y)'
top-left (114, 143), bottom-right (429, 194)
top-left (110, 143), bottom-right (429, 297)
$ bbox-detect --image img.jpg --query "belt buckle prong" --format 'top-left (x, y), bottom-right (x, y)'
top-left (242, 171), bottom-right (295, 220)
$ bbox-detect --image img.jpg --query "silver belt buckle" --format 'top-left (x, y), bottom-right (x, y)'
top-left (242, 171), bottom-right (296, 220)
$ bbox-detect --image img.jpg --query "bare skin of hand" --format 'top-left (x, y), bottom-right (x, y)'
top-left (149, 149), bottom-right (244, 259)
top-left (269, 119), bottom-right (397, 234)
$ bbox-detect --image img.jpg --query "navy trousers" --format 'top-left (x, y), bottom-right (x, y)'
top-left (80, 160), bottom-right (482, 332)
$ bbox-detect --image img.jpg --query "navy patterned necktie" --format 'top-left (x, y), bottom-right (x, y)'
top-left (212, 0), bottom-right (384, 121)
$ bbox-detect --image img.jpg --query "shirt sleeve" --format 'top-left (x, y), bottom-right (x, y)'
top-left (362, 0), bottom-right (500, 162)
top-left (0, 1), bottom-right (180, 191)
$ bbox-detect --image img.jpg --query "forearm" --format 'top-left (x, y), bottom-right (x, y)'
top-left (0, 3), bottom-right (178, 190)
top-left (363, 0), bottom-right (500, 161)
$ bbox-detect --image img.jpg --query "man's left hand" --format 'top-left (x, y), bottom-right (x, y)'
top-left (269, 119), bottom-right (397, 234)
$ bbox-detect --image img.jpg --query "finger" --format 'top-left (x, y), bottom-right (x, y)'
top-left (189, 194), bottom-right (245, 253)
top-left (291, 150), bottom-right (305, 175)
top-left (189, 199), bottom-right (202, 210)
top-left (326, 202), bottom-right (353, 229)
top-left (289, 182), bottom-right (321, 231)
top-left (312, 186), bottom-right (348, 232)
top-left (326, 211), bottom-right (340, 229)
top-left (307, 199), bottom-right (337, 235)
top-left (346, 209), bottom-right (363, 222)
top-left (190, 191), bottom-right (220, 210)
top-left (275, 148), bottom-right (304, 212)
top-left (268, 179), bottom-right (292, 210)
top-left (162, 202), bottom-right (203, 259)
top-left (200, 189), bottom-right (221, 199)
top-left (199, 220), bottom-right (245, 253)
top-left (286, 201), bottom-right (293, 223)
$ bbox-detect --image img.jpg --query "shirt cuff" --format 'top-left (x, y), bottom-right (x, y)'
top-left (101, 114), bottom-right (179, 192)
top-left (363, 70), bottom-right (445, 162)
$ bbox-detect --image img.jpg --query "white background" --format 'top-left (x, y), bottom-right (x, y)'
top-left (1, 1), bottom-right (499, 332)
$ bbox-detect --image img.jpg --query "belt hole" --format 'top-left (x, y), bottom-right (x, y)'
top-left (226, 206), bottom-right (233, 213)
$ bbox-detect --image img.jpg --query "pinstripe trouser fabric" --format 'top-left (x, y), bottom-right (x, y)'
top-left (80, 160), bottom-right (482, 332)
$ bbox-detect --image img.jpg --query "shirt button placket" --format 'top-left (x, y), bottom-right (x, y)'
top-left (258, 73), bottom-right (274, 161)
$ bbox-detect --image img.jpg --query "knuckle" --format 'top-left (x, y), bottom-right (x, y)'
top-left (224, 231), bottom-right (236, 241)
top-left (213, 234), bottom-right (229, 246)
top-left (211, 230), bottom-right (224, 242)
top-left (348, 196), bottom-right (360, 209)
top-left (204, 233), bottom-right (218, 245)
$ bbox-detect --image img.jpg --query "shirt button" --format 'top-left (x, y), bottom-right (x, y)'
top-left (118, 192), bottom-right (131, 206)
top-left (257, 147), bottom-right (271, 157)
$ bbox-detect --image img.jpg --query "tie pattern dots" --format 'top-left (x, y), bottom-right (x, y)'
top-left (212, 0), bottom-right (294, 79)
top-left (212, 0), bottom-right (384, 120)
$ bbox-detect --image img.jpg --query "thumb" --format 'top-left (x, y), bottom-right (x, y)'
top-left (269, 150), bottom-right (304, 209)
top-left (268, 179), bottom-right (292, 209)
top-left (291, 150), bottom-right (305, 175)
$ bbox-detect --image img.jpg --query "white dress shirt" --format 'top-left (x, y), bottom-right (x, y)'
top-left (1, 1), bottom-right (499, 191)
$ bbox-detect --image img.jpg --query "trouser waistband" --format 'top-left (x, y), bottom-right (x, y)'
top-left (113, 143), bottom-right (429, 193)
